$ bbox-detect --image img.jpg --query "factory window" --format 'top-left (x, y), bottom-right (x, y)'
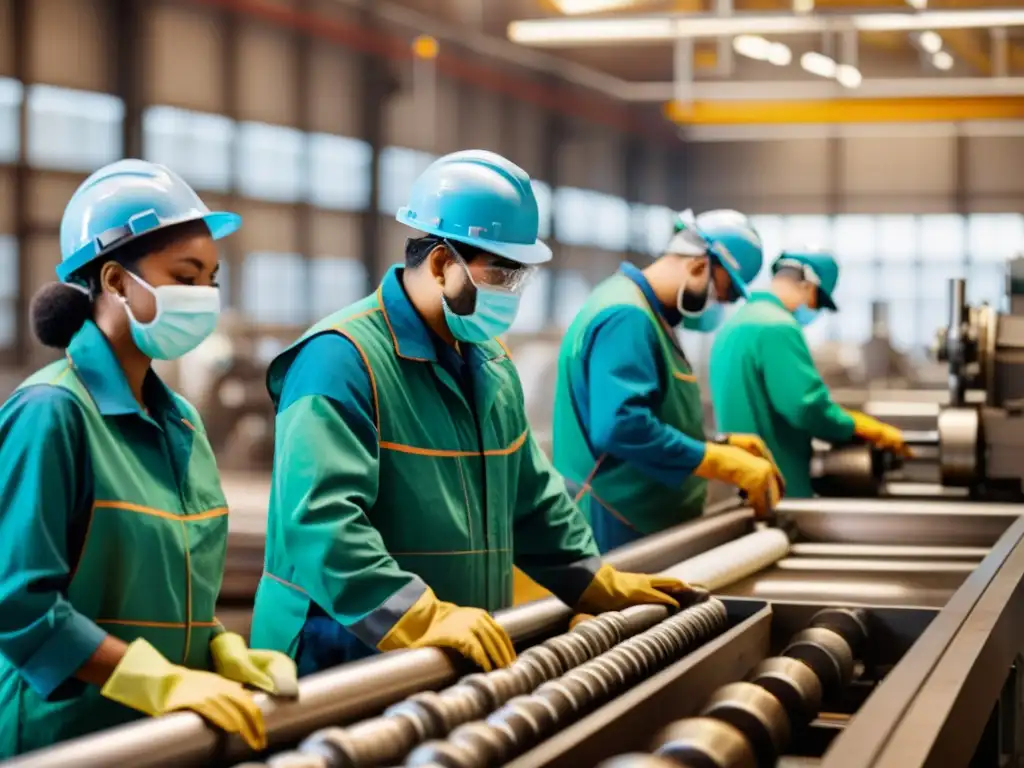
top-left (307, 134), bottom-right (372, 211)
top-left (638, 205), bottom-right (676, 257)
top-left (832, 216), bottom-right (877, 263)
top-left (918, 261), bottom-right (965, 303)
top-left (591, 193), bottom-right (630, 253)
top-left (532, 181), bottom-right (553, 240)
top-left (0, 78), bottom-right (21, 164)
top-left (27, 85), bottom-right (123, 172)
top-left (379, 146), bottom-right (436, 215)
top-left (241, 252), bottom-right (308, 325)
top-left (143, 106), bottom-right (235, 192)
top-left (553, 187), bottom-right (594, 248)
top-left (783, 215), bottom-right (832, 252)
top-left (510, 268), bottom-right (550, 334)
top-left (833, 302), bottom-right (872, 345)
top-left (309, 257), bottom-right (368, 319)
top-left (967, 214), bottom-right (1024, 263)
top-left (236, 122), bottom-right (306, 203)
top-left (885, 301), bottom-right (919, 352)
top-left (217, 260), bottom-right (230, 307)
top-left (0, 236), bottom-right (16, 346)
top-left (919, 215), bottom-right (965, 262)
top-left (749, 216), bottom-right (784, 263)
top-left (967, 262), bottom-right (1008, 308)
top-left (875, 215), bottom-right (917, 261)
top-left (553, 270), bottom-right (592, 328)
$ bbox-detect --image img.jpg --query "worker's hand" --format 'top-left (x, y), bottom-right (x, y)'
top-left (575, 564), bottom-right (706, 614)
top-left (377, 587), bottom-right (516, 672)
top-left (722, 434), bottom-right (786, 495)
top-left (695, 442), bottom-right (783, 520)
top-left (846, 410), bottom-right (913, 458)
top-left (101, 639), bottom-right (266, 751)
top-left (210, 631), bottom-right (299, 698)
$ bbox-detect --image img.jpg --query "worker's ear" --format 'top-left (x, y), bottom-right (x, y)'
top-left (428, 244), bottom-right (456, 285)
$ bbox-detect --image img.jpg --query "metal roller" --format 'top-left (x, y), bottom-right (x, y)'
top-left (595, 755), bottom-right (688, 767)
top-left (404, 741), bottom-right (476, 768)
top-left (746, 657), bottom-right (823, 727)
top-left (808, 607), bottom-right (869, 657)
top-left (698, 682), bottom-right (790, 766)
top-left (654, 717), bottom-right (757, 768)
top-left (782, 627), bottom-right (855, 696)
top-left (661, 530), bottom-right (790, 591)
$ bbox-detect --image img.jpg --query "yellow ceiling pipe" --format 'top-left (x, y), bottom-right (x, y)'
top-left (665, 95), bottom-right (1024, 124)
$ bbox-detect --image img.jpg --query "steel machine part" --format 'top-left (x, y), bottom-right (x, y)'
top-left (654, 718), bottom-right (758, 768)
top-left (781, 627), bottom-right (855, 698)
top-left (661, 530), bottom-right (790, 590)
top-left (697, 682), bottom-right (790, 766)
top-left (808, 608), bottom-right (869, 657)
top-left (594, 755), bottom-right (685, 768)
top-left (746, 657), bottom-right (823, 728)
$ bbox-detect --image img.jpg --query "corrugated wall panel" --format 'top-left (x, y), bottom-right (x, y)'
top-left (307, 40), bottom-right (361, 137)
top-left (146, 2), bottom-right (226, 113)
top-left (28, 0), bottom-right (111, 90)
top-left (236, 18), bottom-right (300, 125)
top-left (0, 0), bottom-right (13, 77)
top-left (233, 201), bottom-right (300, 253)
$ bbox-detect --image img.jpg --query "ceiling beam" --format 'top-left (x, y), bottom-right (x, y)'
top-left (665, 94), bottom-right (1024, 124)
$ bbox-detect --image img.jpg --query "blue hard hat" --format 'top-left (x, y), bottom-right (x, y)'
top-left (396, 150), bottom-right (551, 266)
top-left (57, 159), bottom-right (241, 282)
top-left (679, 209), bottom-right (763, 300)
top-left (773, 249), bottom-right (840, 310)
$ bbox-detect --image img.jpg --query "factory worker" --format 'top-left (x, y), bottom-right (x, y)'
top-left (709, 249), bottom-right (911, 499)
top-left (0, 160), bottom-right (297, 757)
top-left (250, 150), bottom-right (700, 675)
top-left (549, 209), bottom-right (785, 555)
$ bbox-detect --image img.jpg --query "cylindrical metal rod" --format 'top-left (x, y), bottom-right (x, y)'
top-left (947, 277), bottom-right (968, 406)
top-left (777, 498), bottom-right (1023, 517)
top-left (790, 543), bottom-right (988, 560)
top-left (6, 510), bottom-right (750, 768)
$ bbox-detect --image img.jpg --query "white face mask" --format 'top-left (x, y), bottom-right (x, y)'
top-left (119, 272), bottom-right (221, 360)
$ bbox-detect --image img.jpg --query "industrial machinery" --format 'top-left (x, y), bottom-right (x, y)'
top-left (812, 261), bottom-right (1024, 501)
top-left (10, 496), bottom-right (1024, 768)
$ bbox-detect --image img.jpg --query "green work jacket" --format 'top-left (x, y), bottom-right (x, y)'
top-left (250, 266), bottom-right (600, 661)
top-left (0, 321), bottom-right (228, 756)
top-left (552, 272), bottom-right (707, 550)
top-left (709, 292), bottom-right (856, 498)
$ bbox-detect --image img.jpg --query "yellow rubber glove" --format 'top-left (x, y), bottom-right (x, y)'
top-left (846, 410), bottom-right (913, 457)
top-left (101, 638), bottom-right (266, 750)
top-left (211, 632), bottom-right (299, 698)
top-left (569, 613), bottom-right (596, 631)
top-left (513, 566), bottom-right (552, 606)
top-left (575, 564), bottom-right (701, 614)
top-left (723, 434), bottom-right (786, 495)
top-left (694, 442), bottom-right (782, 519)
top-left (377, 587), bottom-right (516, 672)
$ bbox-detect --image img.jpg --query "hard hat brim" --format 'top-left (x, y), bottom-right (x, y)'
top-left (397, 209), bottom-right (552, 266)
top-left (819, 289), bottom-right (838, 311)
top-left (57, 210), bottom-right (242, 282)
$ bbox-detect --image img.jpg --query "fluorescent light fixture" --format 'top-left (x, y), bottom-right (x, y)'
top-left (919, 30), bottom-right (942, 53)
top-left (933, 50), bottom-right (954, 70)
top-left (801, 51), bottom-right (837, 78)
top-left (551, 0), bottom-right (645, 14)
top-left (768, 42), bottom-right (792, 66)
top-left (507, 10), bottom-right (1024, 46)
top-left (733, 35), bottom-right (773, 60)
top-left (836, 64), bottom-right (863, 88)
top-left (507, 18), bottom-right (674, 45)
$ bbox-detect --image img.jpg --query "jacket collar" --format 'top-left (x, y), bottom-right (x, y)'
top-left (619, 261), bottom-right (682, 327)
top-left (66, 320), bottom-right (180, 420)
top-left (750, 290), bottom-right (788, 312)
top-left (377, 265), bottom-right (505, 364)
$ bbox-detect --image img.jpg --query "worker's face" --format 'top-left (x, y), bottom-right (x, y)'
top-left (711, 263), bottom-right (739, 304)
top-left (101, 232), bottom-right (221, 324)
top-left (678, 255), bottom-right (714, 314)
top-left (431, 243), bottom-right (532, 315)
top-left (800, 280), bottom-right (820, 310)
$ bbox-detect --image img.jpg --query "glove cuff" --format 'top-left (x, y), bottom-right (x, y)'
top-left (377, 587), bottom-right (444, 652)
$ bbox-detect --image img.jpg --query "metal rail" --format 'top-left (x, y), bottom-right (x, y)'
top-left (819, 513), bottom-right (1024, 768)
top-left (3, 507), bottom-right (751, 768)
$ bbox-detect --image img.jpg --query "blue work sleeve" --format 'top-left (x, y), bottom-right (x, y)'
top-left (585, 308), bottom-right (707, 487)
top-left (0, 386), bottom-right (107, 699)
top-left (513, 430), bottom-right (601, 606)
top-left (759, 323), bottom-right (856, 443)
top-left (274, 334), bottom-right (428, 648)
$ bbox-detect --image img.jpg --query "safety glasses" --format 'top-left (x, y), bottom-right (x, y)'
top-left (445, 240), bottom-right (537, 295)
